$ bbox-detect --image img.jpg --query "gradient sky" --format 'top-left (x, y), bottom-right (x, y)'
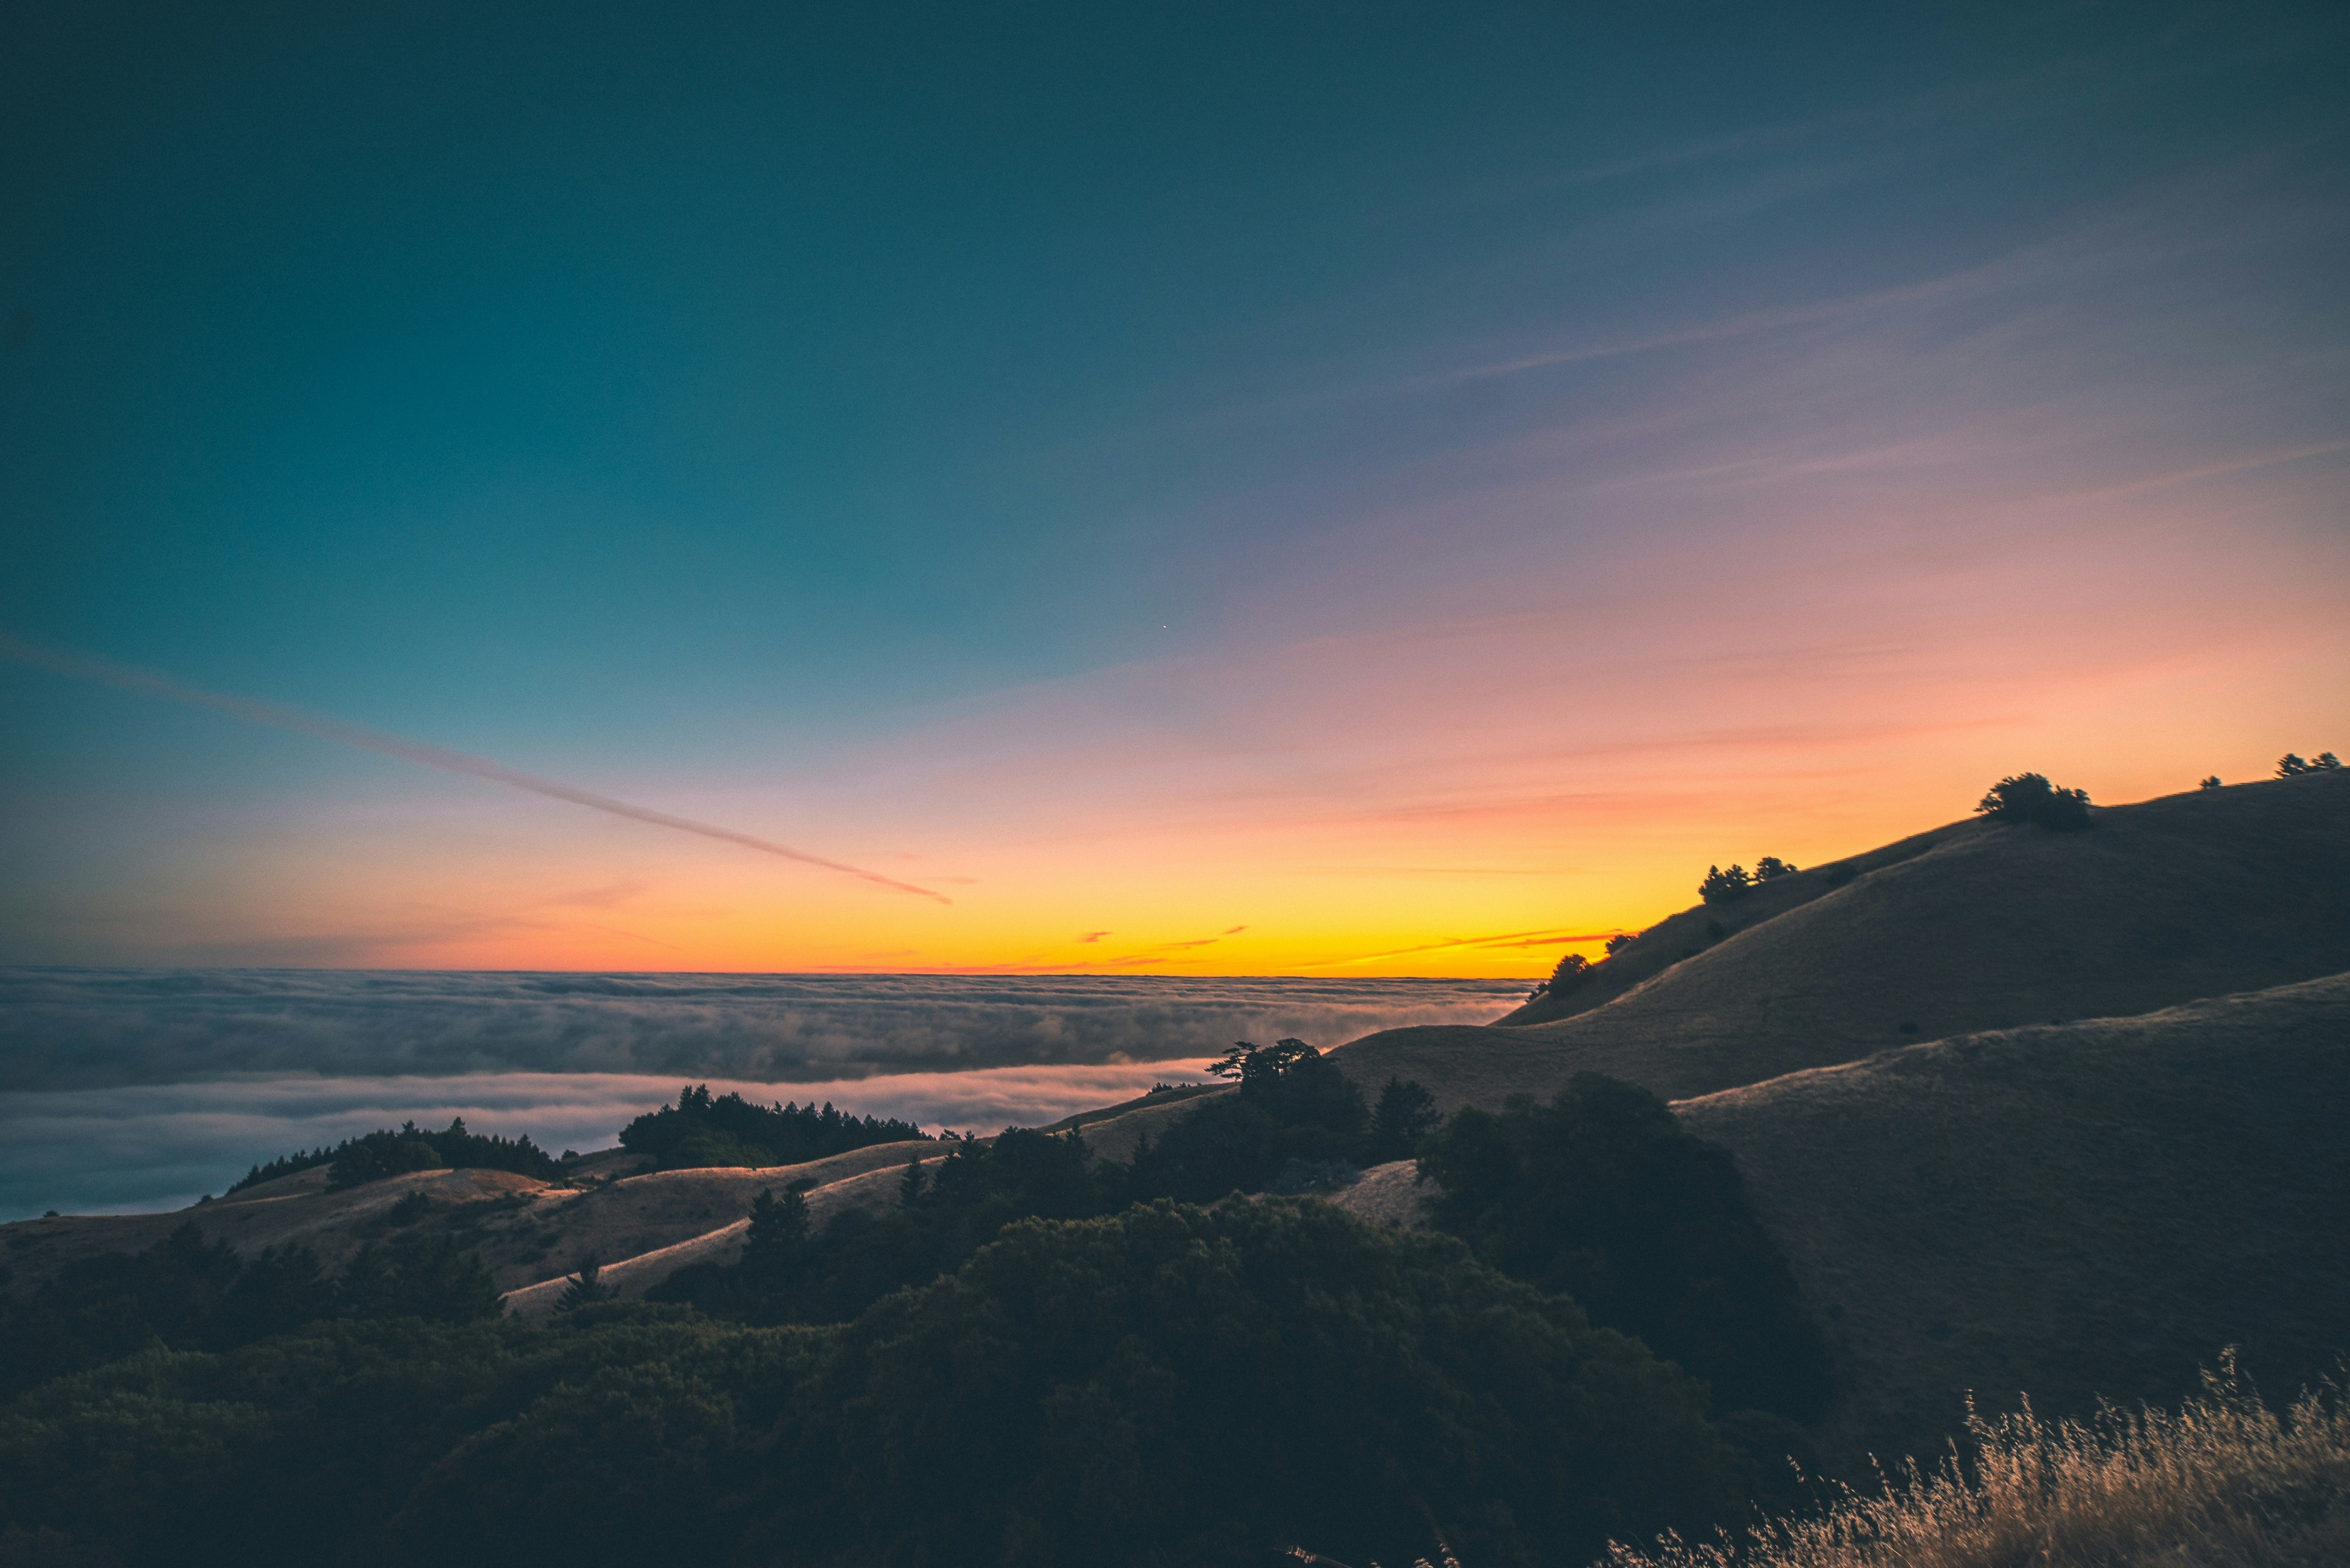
top-left (4, 1), bottom-right (2346, 977)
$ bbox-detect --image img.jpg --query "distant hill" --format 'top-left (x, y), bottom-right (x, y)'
top-left (1330, 771), bottom-right (2350, 1109)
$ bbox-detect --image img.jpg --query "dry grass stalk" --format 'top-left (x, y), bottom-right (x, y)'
top-left (1608, 1364), bottom-right (2350, 1568)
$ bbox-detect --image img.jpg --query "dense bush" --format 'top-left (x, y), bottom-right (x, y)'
top-left (0, 1203), bottom-right (1762, 1568)
top-left (0, 1222), bottom-right (500, 1401)
top-left (1975, 772), bottom-right (2093, 830)
top-left (618, 1084), bottom-right (929, 1171)
top-left (2275, 751), bottom-right (2341, 775)
top-left (1417, 1074), bottom-right (1834, 1424)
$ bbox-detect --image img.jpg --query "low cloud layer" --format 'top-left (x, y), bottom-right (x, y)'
top-left (0, 968), bottom-right (1524, 1091)
top-left (0, 968), bottom-right (1526, 1218)
top-left (0, 1062), bottom-right (1225, 1221)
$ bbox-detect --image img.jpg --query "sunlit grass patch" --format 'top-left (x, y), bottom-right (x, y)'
top-left (1609, 1363), bottom-right (2350, 1568)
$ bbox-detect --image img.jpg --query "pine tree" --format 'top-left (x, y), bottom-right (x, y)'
top-left (898, 1155), bottom-right (926, 1208)
top-left (555, 1252), bottom-right (607, 1313)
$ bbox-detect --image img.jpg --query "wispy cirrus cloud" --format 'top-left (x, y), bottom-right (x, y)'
top-left (0, 629), bottom-right (952, 905)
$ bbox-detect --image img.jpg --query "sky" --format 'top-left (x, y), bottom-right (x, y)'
top-left (3, 0), bottom-right (2346, 978)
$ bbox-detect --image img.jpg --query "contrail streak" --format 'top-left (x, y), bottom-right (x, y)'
top-left (0, 629), bottom-right (952, 905)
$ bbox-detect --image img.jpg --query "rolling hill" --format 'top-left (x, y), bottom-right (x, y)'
top-left (1328, 770), bottom-right (2350, 1109)
top-left (1329, 970), bottom-right (2350, 1465)
top-left (5, 770), bottom-right (2343, 1478)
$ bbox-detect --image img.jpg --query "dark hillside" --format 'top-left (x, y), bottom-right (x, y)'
top-left (1333, 771), bottom-right (2350, 1107)
top-left (1677, 971), bottom-right (2350, 1467)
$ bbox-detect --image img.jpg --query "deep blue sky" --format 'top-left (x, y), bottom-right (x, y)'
top-left (4, 1), bottom-right (2346, 972)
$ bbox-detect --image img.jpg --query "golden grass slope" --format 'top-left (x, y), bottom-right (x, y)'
top-left (1607, 1374), bottom-right (2350, 1568)
top-left (0, 1139), bottom-right (931, 1301)
top-left (1676, 971), bottom-right (2350, 1468)
top-left (1331, 771), bottom-right (2350, 1109)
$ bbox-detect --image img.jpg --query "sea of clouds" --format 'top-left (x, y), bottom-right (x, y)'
top-left (0, 968), bottom-right (1526, 1219)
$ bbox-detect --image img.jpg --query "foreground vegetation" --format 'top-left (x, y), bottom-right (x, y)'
top-left (0, 1201), bottom-right (1765, 1568)
top-left (0, 1052), bottom-right (1842, 1565)
top-left (1606, 1369), bottom-right (2349, 1568)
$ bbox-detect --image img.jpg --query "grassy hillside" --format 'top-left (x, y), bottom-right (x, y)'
top-left (1332, 770), bottom-right (2350, 1109)
top-left (1324, 971), bottom-right (2350, 1469)
top-left (1682, 971), bottom-right (2350, 1465)
top-left (0, 1139), bottom-right (931, 1304)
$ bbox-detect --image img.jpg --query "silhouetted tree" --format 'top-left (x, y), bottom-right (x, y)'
top-left (2200, 775), bottom-right (2223, 790)
top-left (741, 1186), bottom-right (813, 1288)
top-left (1367, 1077), bottom-right (1441, 1164)
top-left (1753, 855), bottom-right (1797, 881)
top-left (897, 1154), bottom-right (926, 1208)
top-left (1698, 864), bottom-right (1752, 904)
top-left (553, 1252), bottom-right (609, 1313)
top-left (1604, 931), bottom-right (1640, 956)
top-left (617, 1084), bottom-right (929, 1171)
top-left (1542, 951), bottom-right (1593, 998)
top-left (1975, 772), bottom-right (2092, 830)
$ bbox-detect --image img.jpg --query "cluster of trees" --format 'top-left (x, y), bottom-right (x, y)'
top-left (0, 1047), bottom-right (1844, 1567)
top-left (644, 1050), bottom-right (1830, 1463)
top-left (1126, 1040), bottom-right (1438, 1197)
top-left (1416, 1075), bottom-right (1833, 1428)
top-left (1699, 855), bottom-right (1797, 904)
top-left (617, 1084), bottom-right (931, 1171)
top-left (1975, 772), bottom-right (2093, 831)
top-left (651, 1042), bottom-right (1447, 1329)
top-left (2276, 751), bottom-right (2342, 775)
top-left (0, 1221), bottom-right (500, 1401)
top-left (0, 1202), bottom-right (1772, 1568)
top-left (229, 1119), bottom-right (563, 1195)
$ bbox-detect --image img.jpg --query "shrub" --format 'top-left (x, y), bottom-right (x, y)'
top-left (1753, 855), bottom-right (1797, 881)
top-left (2277, 752), bottom-right (2341, 776)
top-left (2200, 775), bottom-right (2223, 790)
top-left (1606, 930), bottom-right (1641, 956)
top-left (1975, 773), bottom-right (2092, 831)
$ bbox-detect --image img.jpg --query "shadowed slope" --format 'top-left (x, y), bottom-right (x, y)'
top-left (1676, 971), bottom-right (2350, 1466)
top-left (1324, 971), bottom-right (2350, 1469)
top-left (1332, 772), bottom-right (2350, 1109)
